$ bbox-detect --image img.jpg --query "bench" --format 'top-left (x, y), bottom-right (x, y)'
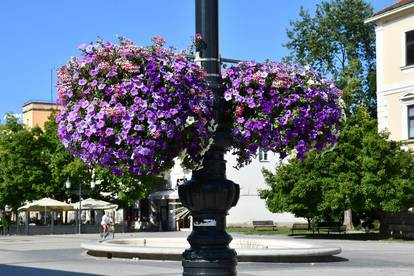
top-left (313, 222), bottom-right (346, 234)
top-left (290, 223), bottom-right (310, 234)
top-left (252, 220), bottom-right (277, 230)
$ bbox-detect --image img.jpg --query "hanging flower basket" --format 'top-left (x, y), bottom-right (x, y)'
top-left (222, 61), bottom-right (344, 167)
top-left (56, 37), bottom-right (215, 176)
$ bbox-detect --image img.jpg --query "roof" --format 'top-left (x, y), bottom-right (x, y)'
top-left (22, 100), bottom-right (56, 107)
top-left (374, 0), bottom-right (414, 17)
top-left (366, 0), bottom-right (414, 23)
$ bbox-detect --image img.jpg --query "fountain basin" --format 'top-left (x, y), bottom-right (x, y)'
top-left (82, 237), bottom-right (341, 262)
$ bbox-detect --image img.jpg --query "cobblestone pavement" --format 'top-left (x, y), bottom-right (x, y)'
top-left (0, 231), bottom-right (413, 275)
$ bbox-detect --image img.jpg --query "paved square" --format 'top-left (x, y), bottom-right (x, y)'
top-left (0, 232), bottom-right (413, 275)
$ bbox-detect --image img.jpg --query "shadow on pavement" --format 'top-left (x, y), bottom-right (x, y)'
top-left (0, 265), bottom-right (100, 276)
top-left (237, 255), bottom-right (348, 263)
top-left (291, 233), bottom-right (388, 241)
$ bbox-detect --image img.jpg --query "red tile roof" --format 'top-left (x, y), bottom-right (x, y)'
top-left (374, 0), bottom-right (414, 16)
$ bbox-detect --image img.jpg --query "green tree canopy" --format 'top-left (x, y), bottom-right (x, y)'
top-left (93, 166), bottom-right (162, 209)
top-left (0, 115), bottom-right (50, 211)
top-left (260, 109), bottom-right (414, 227)
top-left (284, 0), bottom-right (376, 115)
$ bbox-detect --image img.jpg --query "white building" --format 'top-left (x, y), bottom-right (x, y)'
top-left (365, 0), bottom-right (414, 148)
top-left (164, 151), bottom-right (305, 227)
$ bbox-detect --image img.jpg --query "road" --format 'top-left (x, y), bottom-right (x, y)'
top-left (0, 232), bottom-right (413, 276)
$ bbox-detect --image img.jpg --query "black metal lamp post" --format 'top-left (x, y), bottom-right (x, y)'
top-left (178, 1), bottom-right (240, 275)
top-left (66, 174), bottom-right (97, 234)
top-left (65, 177), bottom-right (82, 234)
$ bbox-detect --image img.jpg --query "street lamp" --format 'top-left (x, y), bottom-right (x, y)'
top-left (65, 177), bottom-right (71, 190)
top-left (65, 177), bottom-right (82, 234)
top-left (178, 1), bottom-right (240, 275)
top-left (65, 173), bottom-right (98, 234)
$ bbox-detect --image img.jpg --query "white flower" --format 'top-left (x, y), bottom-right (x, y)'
top-left (307, 79), bottom-right (316, 85)
top-left (208, 120), bottom-right (218, 132)
top-left (186, 116), bottom-right (195, 126)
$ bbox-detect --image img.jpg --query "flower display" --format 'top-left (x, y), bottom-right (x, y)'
top-left (56, 37), bottom-right (215, 176)
top-left (222, 61), bottom-right (344, 167)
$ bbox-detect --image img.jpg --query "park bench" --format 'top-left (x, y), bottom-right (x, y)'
top-left (252, 220), bottom-right (277, 230)
top-left (313, 222), bottom-right (346, 234)
top-left (290, 223), bottom-right (310, 234)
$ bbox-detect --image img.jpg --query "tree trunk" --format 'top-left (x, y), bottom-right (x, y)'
top-left (343, 209), bottom-right (354, 230)
top-left (306, 217), bottom-right (312, 230)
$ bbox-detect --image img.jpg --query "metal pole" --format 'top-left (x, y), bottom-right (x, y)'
top-left (178, 1), bottom-right (240, 275)
top-left (50, 68), bottom-right (53, 105)
top-left (79, 181), bottom-right (82, 234)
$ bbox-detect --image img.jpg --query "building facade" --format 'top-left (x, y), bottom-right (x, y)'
top-left (164, 152), bottom-right (306, 228)
top-left (366, 0), bottom-right (414, 148)
top-left (22, 101), bottom-right (60, 130)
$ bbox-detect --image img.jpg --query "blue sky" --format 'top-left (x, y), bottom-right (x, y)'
top-left (0, 0), bottom-right (392, 120)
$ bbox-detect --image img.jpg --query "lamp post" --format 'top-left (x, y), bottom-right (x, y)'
top-left (178, 1), bottom-right (240, 275)
top-left (65, 177), bottom-right (82, 234)
top-left (66, 174), bottom-right (97, 234)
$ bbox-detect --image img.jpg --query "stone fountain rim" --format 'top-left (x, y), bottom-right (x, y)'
top-left (81, 237), bottom-right (342, 262)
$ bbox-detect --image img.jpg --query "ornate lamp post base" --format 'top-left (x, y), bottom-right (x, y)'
top-left (179, 151), bottom-right (239, 276)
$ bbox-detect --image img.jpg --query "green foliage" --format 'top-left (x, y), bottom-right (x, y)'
top-left (0, 113), bottom-right (158, 211)
top-left (0, 115), bottom-right (50, 210)
top-left (261, 109), bottom-right (414, 222)
top-left (93, 166), bottom-right (162, 208)
top-left (284, 0), bottom-right (376, 116)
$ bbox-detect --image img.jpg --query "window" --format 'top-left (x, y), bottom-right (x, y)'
top-left (406, 30), bottom-right (414, 66)
top-left (258, 148), bottom-right (268, 162)
top-left (408, 106), bottom-right (414, 139)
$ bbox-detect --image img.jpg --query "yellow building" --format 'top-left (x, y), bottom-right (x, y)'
top-left (22, 101), bottom-right (60, 130)
top-left (366, 0), bottom-right (414, 148)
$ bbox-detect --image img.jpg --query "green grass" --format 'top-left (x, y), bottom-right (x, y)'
top-left (226, 226), bottom-right (414, 243)
top-left (226, 226), bottom-right (293, 235)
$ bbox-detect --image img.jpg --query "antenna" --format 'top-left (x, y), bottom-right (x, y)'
top-left (50, 68), bottom-right (53, 106)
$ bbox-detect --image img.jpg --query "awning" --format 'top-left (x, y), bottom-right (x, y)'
top-left (71, 198), bottom-right (118, 210)
top-left (148, 189), bottom-right (179, 200)
top-left (18, 198), bottom-right (73, 212)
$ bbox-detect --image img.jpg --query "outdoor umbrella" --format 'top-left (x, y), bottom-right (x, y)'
top-left (18, 197), bottom-right (73, 212)
top-left (18, 197), bottom-right (73, 234)
top-left (71, 198), bottom-right (118, 210)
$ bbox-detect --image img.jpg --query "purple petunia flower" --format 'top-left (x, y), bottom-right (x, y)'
top-left (56, 37), bottom-right (216, 176)
top-left (89, 68), bottom-right (99, 76)
top-left (222, 60), bottom-right (344, 167)
top-left (105, 128), bottom-right (115, 136)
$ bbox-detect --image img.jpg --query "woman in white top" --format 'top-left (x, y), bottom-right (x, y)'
top-left (101, 212), bottom-right (113, 234)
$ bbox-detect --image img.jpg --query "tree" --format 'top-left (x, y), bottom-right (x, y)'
top-left (284, 0), bottom-right (376, 116)
top-left (93, 167), bottom-right (162, 209)
top-left (261, 159), bottom-right (323, 229)
top-left (0, 115), bottom-right (50, 212)
top-left (260, 109), bottom-right (414, 229)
